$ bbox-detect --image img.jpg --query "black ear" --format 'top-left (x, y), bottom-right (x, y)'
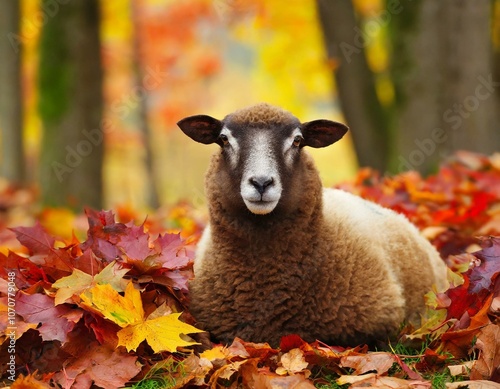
top-left (301, 119), bottom-right (349, 148)
top-left (177, 115), bottom-right (222, 145)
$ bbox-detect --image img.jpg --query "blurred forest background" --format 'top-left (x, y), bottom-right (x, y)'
top-left (1, 0), bottom-right (499, 213)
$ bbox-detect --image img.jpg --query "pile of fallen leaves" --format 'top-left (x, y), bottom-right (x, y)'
top-left (1, 151), bottom-right (500, 388)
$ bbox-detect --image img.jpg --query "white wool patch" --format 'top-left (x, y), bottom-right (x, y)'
top-left (240, 132), bottom-right (282, 214)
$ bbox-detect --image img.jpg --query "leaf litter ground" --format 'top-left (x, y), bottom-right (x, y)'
top-left (1, 151), bottom-right (500, 388)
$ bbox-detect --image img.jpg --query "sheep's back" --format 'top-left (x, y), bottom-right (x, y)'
top-left (322, 188), bottom-right (447, 320)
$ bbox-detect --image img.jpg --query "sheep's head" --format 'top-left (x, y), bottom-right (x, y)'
top-left (177, 103), bottom-right (348, 215)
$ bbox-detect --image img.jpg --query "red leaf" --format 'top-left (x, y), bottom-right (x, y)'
top-left (154, 233), bottom-right (194, 270)
top-left (470, 324), bottom-right (500, 381)
top-left (280, 334), bottom-right (307, 352)
top-left (117, 223), bottom-right (153, 261)
top-left (469, 237), bottom-right (500, 294)
top-left (16, 292), bottom-right (82, 343)
top-left (80, 209), bottom-right (126, 261)
top-left (1, 251), bottom-right (49, 288)
top-left (11, 222), bottom-right (55, 256)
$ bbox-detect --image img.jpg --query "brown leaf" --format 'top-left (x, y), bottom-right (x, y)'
top-left (11, 374), bottom-right (52, 389)
top-left (340, 352), bottom-right (396, 375)
top-left (52, 342), bottom-right (140, 389)
top-left (240, 360), bottom-right (315, 389)
top-left (448, 361), bottom-right (475, 377)
top-left (446, 381), bottom-right (500, 389)
top-left (470, 323), bottom-right (500, 381)
top-left (276, 348), bottom-right (309, 376)
top-left (337, 373), bottom-right (431, 388)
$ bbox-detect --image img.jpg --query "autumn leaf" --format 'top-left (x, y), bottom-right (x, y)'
top-left (240, 359), bottom-right (316, 389)
top-left (52, 342), bottom-right (141, 389)
top-left (340, 352), bottom-right (396, 375)
top-left (117, 223), bottom-right (153, 261)
top-left (446, 382), bottom-right (500, 389)
top-left (52, 261), bottom-right (129, 305)
top-left (81, 281), bottom-right (203, 353)
top-left (11, 222), bottom-right (55, 256)
top-left (117, 312), bottom-right (203, 353)
top-left (16, 292), bottom-right (82, 343)
top-left (276, 348), bottom-right (309, 376)
top-left (337, 373), bottom-right (431, 388)
top-left (470, 323), bottom-right (500, 381)
top-left (80, 209), bottom-right (126, 261)
top-left (11, 374), bottom-right (52, 389)
top-left (11, 223), bottom-right (75, 279)
top-left (0, 297), bottom-right (38, 342)
top-left (80, 281), bottom-right (143, 327)
top-left (154, 233), bottom-right (194, 270)
top-left (469, 237), bottom-right (500, 294)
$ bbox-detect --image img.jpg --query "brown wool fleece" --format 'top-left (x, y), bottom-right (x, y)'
top-left (188, 106), bottom-right (447, 348)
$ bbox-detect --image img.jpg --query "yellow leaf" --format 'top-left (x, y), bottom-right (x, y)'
top-left (200, 345), bottom-right (230, 362)
top-left (53, 261), bottom-right (129, 305)
top-left (117, 312), bottom-right (204, 353)
top-left (80, 282), bottom-right (143, 327)
top-left (53, 268), bottom-right (93, 305)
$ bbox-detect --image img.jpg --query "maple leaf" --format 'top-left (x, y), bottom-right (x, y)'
top-left (154, 233), bottom-right (194, 270)
top-left (117, 311), bottom-right (204, 353)
top-left (11, 222), bottom-right (55, 256)
top-left (52, 342), bottom-right (141, 389)
top-left (52, 261), bottom-right (129, 305)
top-left (1, 251), bottom-right (49, 288)
top-left (469, 236), bottom-right (500, 294)
top-left (80, 282), bottom-right (143, 327)
top-left (81, 281), bottom-right (203, 353)
top-left (80, 209), bottom-right (126, 261)
top-left (16, 292), bottom-right (82, 343)
top-left (117, 223), bottom-right (153, 261)
top-left (10, 223), bottom-right (74, 280)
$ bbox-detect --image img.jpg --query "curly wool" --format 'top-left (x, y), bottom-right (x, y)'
top-left (223, 103), bottom-right (298, 128)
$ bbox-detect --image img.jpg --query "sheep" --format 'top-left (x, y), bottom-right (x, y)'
top-left (177, 103), bottom-right (448, 347)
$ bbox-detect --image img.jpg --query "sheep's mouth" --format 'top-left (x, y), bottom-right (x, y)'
top-left (244, 199), bottom-right (279, 215)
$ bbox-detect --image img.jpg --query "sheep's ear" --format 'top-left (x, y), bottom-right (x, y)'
top-left (301, 119), bottom-right (349, 148)
top-left (177, 115), bottom-right (222, 145)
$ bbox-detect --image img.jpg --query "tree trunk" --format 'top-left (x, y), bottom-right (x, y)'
top-left (0, 1), bottom-right (25, 183)
top-left (38, 0), bottom-right (104, 210)
top-left (316, 0), bottom-right (391, 172)
top-left (390, 0), bottom-right (499, 174)
top-left (131, 0), bottom-right (160, 209)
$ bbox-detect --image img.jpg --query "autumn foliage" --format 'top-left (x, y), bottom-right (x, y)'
top-left (1, 151), bottom-right (500, 388)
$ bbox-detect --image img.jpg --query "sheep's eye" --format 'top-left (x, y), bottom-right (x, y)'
top-left (293, 135), bottom-right (303, 147)
top-left (219, 134), bottom-right (229, 146)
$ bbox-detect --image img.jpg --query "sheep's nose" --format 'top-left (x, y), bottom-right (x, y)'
top-left (249, 176), bottom-right (274, 195)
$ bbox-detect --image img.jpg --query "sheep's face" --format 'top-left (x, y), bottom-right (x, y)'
top-left (177, 104), bottom-right (348, 215)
